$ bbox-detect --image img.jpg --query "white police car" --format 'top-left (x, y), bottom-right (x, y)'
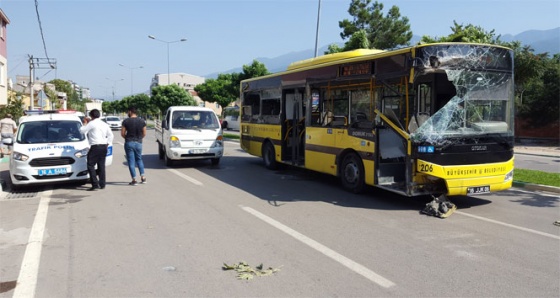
top-left (9, 111), bottom-right (113, 189)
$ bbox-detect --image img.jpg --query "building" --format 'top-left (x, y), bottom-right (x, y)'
top-left (150, 72), bottom-right (222, 115)
top-left (0, 9), bottom-right (10, 106)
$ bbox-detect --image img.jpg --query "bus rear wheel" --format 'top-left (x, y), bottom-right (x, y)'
top-left (340, 153), bottom-right (365, 193)
top-left (262, 141), bottom-right (278, 170)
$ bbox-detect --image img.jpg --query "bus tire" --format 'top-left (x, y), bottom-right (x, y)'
top-left (340, 153), bottom-right (365, 194)
top-left (262, 141), bottom-right (278, 170)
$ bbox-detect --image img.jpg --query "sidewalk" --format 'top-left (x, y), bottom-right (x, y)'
top-left (514, 142), bottom-right (560, 158)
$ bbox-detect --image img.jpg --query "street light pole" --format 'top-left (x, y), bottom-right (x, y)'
top-left (105, 77), bottom-right (124, 101)
top-left (314, 0), bottom-right (322, 58)
top-left (119, 64), bottom-right (143, 95)
top-left (148, 35), bottom-right (187, 85)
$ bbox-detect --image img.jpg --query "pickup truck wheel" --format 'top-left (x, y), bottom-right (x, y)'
top-left (158, 143), bottom-right (164, 159)
top-left (164, 151), bottom-right (174, 166)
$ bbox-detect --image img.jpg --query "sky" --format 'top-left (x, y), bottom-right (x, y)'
top-left (2, 0), bottom-right (559, 100)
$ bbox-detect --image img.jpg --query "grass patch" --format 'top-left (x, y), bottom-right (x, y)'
top-left (514, 169), bottom-right (560, 187)
top-left (224, 133), bottom-right (239, 140)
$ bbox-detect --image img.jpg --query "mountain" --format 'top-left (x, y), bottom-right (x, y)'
top-left (501, 27), bottom-right (560, 55)
top-left (204, 28), bottom-right (559, 78)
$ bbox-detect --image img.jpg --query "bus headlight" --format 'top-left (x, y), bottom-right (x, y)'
top-left (12, 151), bottom-right (29, 161)
top-left (170, 136), bottom-right (180, 148)
top-left (504, 170), bottom-right (513, 182)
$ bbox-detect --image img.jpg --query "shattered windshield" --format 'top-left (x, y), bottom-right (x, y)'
top-left (411, 45), bottom-right (514, 145)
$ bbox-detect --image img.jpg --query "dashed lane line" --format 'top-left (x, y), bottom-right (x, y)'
top-left (13, 190), bottom-right (53, 298)
top-left (241, 205), bottom-right (396, 288)
top-left (456, 211), bottom-right (560, 240)
top-left (168, 168), bottom-right (203, 186)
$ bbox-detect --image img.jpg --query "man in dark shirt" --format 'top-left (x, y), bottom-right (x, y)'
top-left (121, 106), bottom-right (147, 185)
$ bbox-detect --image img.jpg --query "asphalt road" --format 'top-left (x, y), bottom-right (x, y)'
top-left (514, 153), bottom-right (560, 173)
top-left (0, 131), bottom-right (558, 297)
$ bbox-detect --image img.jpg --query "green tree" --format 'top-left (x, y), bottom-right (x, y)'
top-left (1, 91), bottom-right (26, 121)
top-left (124, 93), bottom-right (152, 117)
top-left (337, 0), bottom-right (412, 50)
top-left (195, 73), bottom-right (235, 110)
top-left (421, 21), bottom-right (500, 43)
top-left (518, 54), bottom-right (559, 126)
top-left (150, 84), bottom-right (196, 115)
top-left (195, 60), bottom-right (269, 113)
top-left (325, 29), bottom-right (370, 54)
top-left (48, 79), bottom-right (84, 112)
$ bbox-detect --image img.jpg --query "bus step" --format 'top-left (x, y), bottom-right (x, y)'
top-left (378, 176), bottom-right (394, 185)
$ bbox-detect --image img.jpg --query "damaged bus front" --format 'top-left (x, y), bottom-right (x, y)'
top-left (408, 44), bottom-right (515, 204)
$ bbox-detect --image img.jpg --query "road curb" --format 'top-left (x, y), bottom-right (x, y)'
top-left (513, 181), bottom-right (560, 194)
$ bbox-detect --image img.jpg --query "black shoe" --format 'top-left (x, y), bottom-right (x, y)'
top-left (100, 186), bottom-right (105, 189)
top-left (87, 186), bottom-right (99, 191)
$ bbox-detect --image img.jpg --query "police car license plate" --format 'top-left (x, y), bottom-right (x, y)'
top-left (467, 185), bottom-right (490, 194)
top-left (38, 168), bottom-right (67, 176)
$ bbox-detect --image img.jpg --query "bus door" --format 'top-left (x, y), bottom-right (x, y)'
top-left (376, 90), bottom-right (408, 194)
top-left (282, 88), bottom-right (305, 166)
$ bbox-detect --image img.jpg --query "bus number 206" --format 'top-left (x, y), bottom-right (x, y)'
top-left (419, 164), bottom-right (433, 172)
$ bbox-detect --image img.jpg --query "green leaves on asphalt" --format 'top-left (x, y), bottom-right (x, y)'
top-left (222, 261), bottom-right (281, 280)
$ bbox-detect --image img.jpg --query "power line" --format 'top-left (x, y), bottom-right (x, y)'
top-left (34, 0), bottom-right (50, 59)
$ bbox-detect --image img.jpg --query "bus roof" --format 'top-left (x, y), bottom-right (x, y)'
top-left (287, 49), bottom-right (385, 71)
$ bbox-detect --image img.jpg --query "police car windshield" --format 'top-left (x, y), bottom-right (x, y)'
top-left (17, 121), bottom-right (85, 144)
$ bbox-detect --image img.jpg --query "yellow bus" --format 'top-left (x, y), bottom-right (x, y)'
top-left (239, 43), bottom-right (514, 214)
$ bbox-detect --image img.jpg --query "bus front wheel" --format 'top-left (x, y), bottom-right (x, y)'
top-left (262, 142), bottom-right (278, 170)
top-left (340, 153), bottom-right (365, 193)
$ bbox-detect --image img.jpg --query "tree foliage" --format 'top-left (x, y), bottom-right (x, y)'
top-left (48, 79), bottom-right (84, 111)
top-left (150, 84), bottom-right (196, 114)
top-left (325, 30), bottom-right (370, 54)
top-left (336, 0), bottom-right (412, 50)
top-left (0, 92), bottom-right (26, 121)
top-left (194, 60), bottom-right (269, 113)
top-left (517, 53), bottom-right (559, 126)
top-left (195, 73), bottom-right (235, 110)
top-left (421, 21), bottom-right (500, 44)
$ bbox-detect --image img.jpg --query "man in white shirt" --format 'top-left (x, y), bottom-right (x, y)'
top-left (80, 109), bottom-right (114, 191)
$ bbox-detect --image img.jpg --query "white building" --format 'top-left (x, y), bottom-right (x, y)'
top-left (0, 9), bottom-right (10, 106)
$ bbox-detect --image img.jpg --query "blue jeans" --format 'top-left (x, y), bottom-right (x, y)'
top-left (124, 141), bottom-right (145, 179)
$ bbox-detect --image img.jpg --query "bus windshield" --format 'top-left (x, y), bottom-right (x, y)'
top-left (412, 70), bottom-right (513, 144)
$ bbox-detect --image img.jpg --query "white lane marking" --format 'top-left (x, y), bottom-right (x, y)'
top-left (13, 190), bottom-right (53, 298)
top-left (456, 211), bottom-right (560, 240)
top-left (241, 206), bottom-right (396, 288)
top-left (168, 168), bottom-right (203, 186)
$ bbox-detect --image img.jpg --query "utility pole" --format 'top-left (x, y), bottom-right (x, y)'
top-left (27, 55), bottom-right (57, 110)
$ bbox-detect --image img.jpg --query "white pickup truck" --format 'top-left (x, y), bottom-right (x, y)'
top-left (155, 106), bottom-right (224, 166)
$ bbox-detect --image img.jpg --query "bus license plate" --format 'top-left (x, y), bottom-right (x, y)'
top-left (38, 168), bottom-right (67, 176)
top-left (467, 185), bottom-right (490, 194)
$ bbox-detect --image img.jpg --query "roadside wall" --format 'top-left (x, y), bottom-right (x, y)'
top-left (515, 117), bottom-right (560, 142)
